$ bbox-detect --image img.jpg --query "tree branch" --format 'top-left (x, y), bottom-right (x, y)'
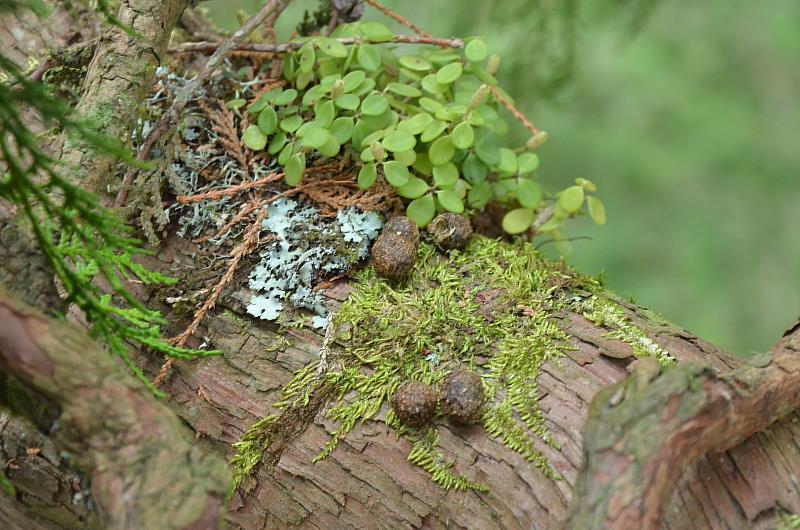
top-left (170, 34), bottom-right (465, 55)
top-left (566, 319), bottom-right (800, 530)
top-left (0, 287), bottom-right (230, 529)
top-left (59, 0), bottom-right (189, 194)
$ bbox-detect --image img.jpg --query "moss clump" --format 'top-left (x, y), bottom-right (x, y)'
top-left (581, 295), bottom-right (675, 365)
top-left (313, 236), bottom-right (583, 489)
top-left (231, 236), bottom-right (674, 491)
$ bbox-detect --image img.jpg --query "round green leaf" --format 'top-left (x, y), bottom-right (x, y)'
top-left (475, 142), bottom-right (500, 166)
top-left (343, 70), bottom-right (366, 92)
top-left (302, 128), bottom-right (331, 149)
top-left (296, 120), bottom-right (322, 138)
top-left (421, 74), bottom-right (447, 94)
top-left (468, 181), bottom-right (492, 209)
top-left (432, 162), bottom-right (459, 188)
top-left (268, 132), bottom-right (287, 154)
top-left (360, 21), bottom-right (394, 43)
top-left (296, 69), bottom-right (313, 91)
top-left (277, 142), bottom-right (294, 165)
top-left (463, 154), bottom-right (488, 184)
top-left (498, 147), bottom-right (518, 174)
top-left (299, 44), bottom-right (316, 73)
top-left (559, 185), bottom-right (585, 213)
top-left (576, 177), bottom-right (598, 192)
top-left (398, 114), bottom-right (432, 136)
top-left (453, 178), bottom-right (469, 199)
top-left (360, 94), bottom-right (389, 116)
top-left (285, 153), bottom-right (306, 186)
top-left (502, 208), bottom-right (535, 235)
top-left (329, 117), bottom-right (354, 144)
top-left (301, 85), bottom-right (327, 106)
top-left (434, 108), bottom-right (457, 122)
top-left (397, 176), bottom-right (429, 199)
top-left (353, 77), bottom-right (377, 97)
top-left (587, 196), bottom-right (607, 225)
top-left (399, 55), bottom-right (432, 71)
top-left (428, 51), bottom-right (461, 64)
top-left (334, 94), bottom-right (360, 110)
top-left (393, 149), bottom-right (417, 166)
top-left (517, 178), bottom-right (542, 209)
top-left (436, 62), bottom-right (463, 84)
top-left (279, 114), bottom-right (303, 133)
top-left (357, 45), bottom-right (382, 71)
top-left (317, 37), bottom-right (348, 58)
top-left (465, 38), bottom-right (488, 62)
top-left (273, 89), bottom-right (298, 106)
top-left (451, 122), bottom-right (474, 149)
top-left (381, 130), bottom-right (416, 152)
top-left (360, 146), bottom-right (375, 162)
top-left (518, 152), bottom-right (540, 174)
top-left (226, 98), bottom-right (246, 110)
top-left (257, 107), bottom-right (278, 135)
top-left (382, 160), bottom-right (410, 187)
top-left (412, 152), bottom-right (433, 176)
top-left (248, 88), bottom-right (282, 113)
top-left (420, 119), bottom-right (447, 142)
top-left (242, 125), bottom-right (267, 151)
top-left (419, 97), bottom-right (444, 113)
top-left (428, 135), bottom-right (455, 166)
top-left (315, 99), bottom-right (335, 127)
top-left (386, 82), bottom-right (422, 98)
top-left (436, 189), bottom-right (464, 213)
top-left (406, 194), bottom-right (436, 227)
top-left (358, 163), bottom-right (377, 189)
top-left (319, 136), bottom-right (341, 157)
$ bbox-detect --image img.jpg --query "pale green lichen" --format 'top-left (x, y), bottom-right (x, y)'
top-left (580, 295), bottom-right (675, 364)
top-left (233, 236), bottom-right (590, 490)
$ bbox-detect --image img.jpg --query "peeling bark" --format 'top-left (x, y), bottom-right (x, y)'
top-left (565, 321), bottom-right (800, 530)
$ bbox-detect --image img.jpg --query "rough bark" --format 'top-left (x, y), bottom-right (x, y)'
top-left (566, 323), bottom-right (800, 529)
top-left (0, 286), bottom-right (231, 529)
top-left (139, 256), bottom-right (799, 529)
top-left (4, 3), bottom-right (800, 530)
top-left (59, 0), bottom-right (187, 193)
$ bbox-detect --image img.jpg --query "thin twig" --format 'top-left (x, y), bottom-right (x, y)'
top-left (491, 86), bottom-right (541, 136)
top-left (195, 198), bottom-right (266, 244)
top-left (176, 162), bottom-right (339, 204)
top-left (531, 205), bottom-right (555, 233)
top-left (114, 0), bottom-right (294, 208)
top-left (364, 0), bottom-right (431, 37)
top-left (171, 34), bottom-right (464, 55)
top-left (177, 173), bottom-right (283, 204)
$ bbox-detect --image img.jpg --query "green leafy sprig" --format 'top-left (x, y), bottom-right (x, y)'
top-left (240, 20), bottom-right (606, 236)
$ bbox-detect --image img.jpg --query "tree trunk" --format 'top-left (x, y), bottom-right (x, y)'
top-left (139, 245), bottom-right (800, 529)
top-left (3, 3), bottom-right (800, 530)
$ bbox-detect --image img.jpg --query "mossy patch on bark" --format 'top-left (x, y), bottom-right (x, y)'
top-left (231, 236), bottom-right (675, 490)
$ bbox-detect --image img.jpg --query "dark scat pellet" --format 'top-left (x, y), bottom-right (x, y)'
top-left (427, 213), bottom-right (473, 251)
top-left (391, 380), bottom-right (437, 428)
top-left (440, 369), bottom-right (484, 425)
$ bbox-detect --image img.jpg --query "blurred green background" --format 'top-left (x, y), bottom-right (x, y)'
top-left (204, 0), bottom-right (800, 356)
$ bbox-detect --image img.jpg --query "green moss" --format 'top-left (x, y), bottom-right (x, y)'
top-left (232, 236), bottom-right (602, 490)
top-left (580, 295), bottom-right (675, 365)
